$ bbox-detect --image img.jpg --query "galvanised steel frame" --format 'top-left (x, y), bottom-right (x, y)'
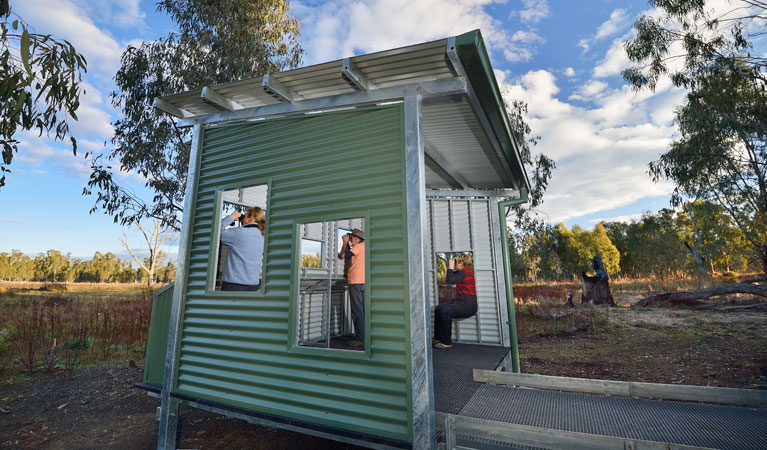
top-left (156, 58), bottom-right (522, 449)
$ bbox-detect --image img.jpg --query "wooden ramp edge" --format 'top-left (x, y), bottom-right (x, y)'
top-left (473, 369), bottom-right (767, 407)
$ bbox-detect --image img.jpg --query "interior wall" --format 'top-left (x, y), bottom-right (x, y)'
top-left (426, 198), bottom-right (505, 345)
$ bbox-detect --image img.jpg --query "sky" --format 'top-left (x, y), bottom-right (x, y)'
top-left (0, 0), bottom-right (753, 259)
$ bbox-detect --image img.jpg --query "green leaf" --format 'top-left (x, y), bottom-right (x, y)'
top-left (12, 90), bottom-right (26, 117)
top-left (12, 20), bottom-right (18, 31)
top-left (20, 28), bottom-right (31, 74)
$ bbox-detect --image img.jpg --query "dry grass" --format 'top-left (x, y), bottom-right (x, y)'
top-left (0, 284), bottom-right (154, 376)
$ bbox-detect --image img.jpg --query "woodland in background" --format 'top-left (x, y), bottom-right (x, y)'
top-left (0, 250), bottom-right (176, 284)
top-left (509, 200), bottom-right (761, 283)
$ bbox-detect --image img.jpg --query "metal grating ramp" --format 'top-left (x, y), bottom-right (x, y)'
top-left (456, 383), bottom-right (767, 449)
top-left (432, 343), bottom-right (509, 415)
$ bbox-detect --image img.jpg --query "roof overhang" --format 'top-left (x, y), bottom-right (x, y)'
top-left (154, 30), bottom-right (531, 194)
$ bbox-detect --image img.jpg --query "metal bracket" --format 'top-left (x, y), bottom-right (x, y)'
top-left (153, 98), bottom-right (192, 118)
top-left (262, 74), bottom-right (302, 102)
top-left (342, 58), bottom-right (376, 91)
top-left (445, 37), bottom-right (465, 77)
top-left (201, 86), bottom-right (244, 111)
top-left (444, 415), bottom-right (457, 450)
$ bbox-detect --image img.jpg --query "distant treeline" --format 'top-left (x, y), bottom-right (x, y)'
top-left (0, 250), bottom-right (176, 283)
top-left (510, 202), bottom-right (762, 282)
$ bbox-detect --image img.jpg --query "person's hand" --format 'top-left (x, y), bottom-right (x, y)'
top-left (231, 211), bottom-right (242, 221)
top-left (342, 233), bottom-right (350, 245)
top-left (448, 258), bottom-right (455, 270)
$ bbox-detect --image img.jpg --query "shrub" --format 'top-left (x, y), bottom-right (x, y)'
top-left (4, 290), bottom-right (154, 375)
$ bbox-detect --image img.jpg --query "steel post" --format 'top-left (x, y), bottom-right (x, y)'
top-left (497, 188), bottom-right (527, 373)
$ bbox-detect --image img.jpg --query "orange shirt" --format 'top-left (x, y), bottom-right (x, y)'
top-left (347, 242), bottom-right (365, 285)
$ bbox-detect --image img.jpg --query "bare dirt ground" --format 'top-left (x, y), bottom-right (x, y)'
top-left (0, 366), bottom-right (366, 450)
top-left (1, 292), bottom-right (765, 449)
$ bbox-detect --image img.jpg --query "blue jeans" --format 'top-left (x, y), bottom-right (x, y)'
top-left (221, 281), bottom-right (261, 291)
top-left (434, 298), bottom-right (477, 345)
top-left (348, 284), bottom-right (365, 341)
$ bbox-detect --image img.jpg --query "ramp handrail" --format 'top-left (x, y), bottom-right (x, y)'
top-left (473, 369), bottom-right (767, 408)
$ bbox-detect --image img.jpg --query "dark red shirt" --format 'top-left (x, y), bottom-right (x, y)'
top-left (447, 267), bottom-right (476, 296)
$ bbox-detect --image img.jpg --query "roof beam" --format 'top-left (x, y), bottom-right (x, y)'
top-left (201, 86), bottom-right (243, 111)
top-left (342, 58), bottom-right (376, 91)
top-left (462, 80), bottom-right (518, 189)
top-left (178, 77), bottom-right (467, 127)
top-left (262, 74), bottom-right (302, 102)
top-left (426, 188), bottom-right (520, 198)
top-left (445, 37), bottom-right (466, 77)
top-left (153, 98), bottom-right (193, 118)
top-left (424, 139), bottom-right (470, 189)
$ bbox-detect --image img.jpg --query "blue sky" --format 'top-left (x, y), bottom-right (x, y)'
top-left (0, 0), bottom-right (750, 259)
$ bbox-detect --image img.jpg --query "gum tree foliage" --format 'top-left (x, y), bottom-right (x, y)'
top-left (85, 0), bottom-right (303, 230)
top-left (624, 1), bottom-right (767, 271)
top-left (0, 250), bottom-right (150, 283)
top-left (0, 0), bottom-right (87, 189)
top-left (505, 99), bottom-right (556, 231)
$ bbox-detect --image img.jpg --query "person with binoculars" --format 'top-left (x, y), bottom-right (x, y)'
top-left (338, 228), bottom-right (365, 347)
top-left (433, 253), bottom-right (477, 349)
top-left (219, 207), bottom-right (266, 291)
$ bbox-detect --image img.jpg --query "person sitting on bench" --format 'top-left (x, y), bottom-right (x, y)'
top-left (433, 253), bottom-right (477, 349)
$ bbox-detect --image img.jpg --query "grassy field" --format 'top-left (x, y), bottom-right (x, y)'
top-left (1, 277), bottom-right (765, 389)
top-left (0, 282), bottom-right (160, 377)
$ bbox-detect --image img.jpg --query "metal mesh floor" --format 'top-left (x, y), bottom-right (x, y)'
top-left (432, 343), bottom-right (510, 415)
top-left (458, 383), bottom-right (767, 449)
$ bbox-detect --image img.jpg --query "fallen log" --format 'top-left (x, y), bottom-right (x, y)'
top-left (636, 277), bottom-right (767, 308)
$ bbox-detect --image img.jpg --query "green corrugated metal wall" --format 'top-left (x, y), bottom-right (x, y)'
top-left (144, 282), bottom-right (174, 386)
top-left (173, 105), bottom-right (413, 442)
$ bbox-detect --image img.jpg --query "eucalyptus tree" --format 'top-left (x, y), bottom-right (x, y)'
top-left (0, 0), bottom-right (87, 189)
top-left (625, 0), bottom-right (767, 272)
top-left (504, 99), bottom-right (556, 231)
top-left (86, 0), bottom-right (303, 230)
top-left (623, 0), bottom-right (766, 90)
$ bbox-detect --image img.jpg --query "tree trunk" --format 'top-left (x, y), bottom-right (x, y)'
top-left (581, 254), bottom-right (616, 306)
top-left (636, 276), bottom-right (767, 308)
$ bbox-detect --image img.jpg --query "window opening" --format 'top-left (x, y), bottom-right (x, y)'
top-left (297, 218), bottom-right (365, 351)
top-left (214, 183), bottom-right (268, 291)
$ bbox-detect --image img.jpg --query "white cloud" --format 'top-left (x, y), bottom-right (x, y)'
top-left (71, 0), bottom-right (147, 29)
top-left (569, 80), bottom-right (608, 101)
top-left (0, 218), bottom-right (23, 223)
top-left (579, 9), bottom-right (630, 53)
top-left (497, 68), bottom-right (679, 223)
top-left (590, 213), bottom-right (643, 224)
top-left (15, 132), bottom-right (92, 180)
top-left (564, 67), bottom-right (576, 77)
top-left (294, 0), bottom-right (545, 64)
top-left (68, 82), bottom-right (115, 139)
top-left (13, 0), bottom-right (124, 79)
top-left (593, 38), bottom-right (632, 78)
top-left (517, 0), bottom-right (550, 24)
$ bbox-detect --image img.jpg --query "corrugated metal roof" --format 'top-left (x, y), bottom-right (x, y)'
top-left (156, 32), bottom-right (527, 192)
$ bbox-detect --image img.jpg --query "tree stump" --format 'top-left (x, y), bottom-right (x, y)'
top-left (581, 254), bottom-right (616, 306)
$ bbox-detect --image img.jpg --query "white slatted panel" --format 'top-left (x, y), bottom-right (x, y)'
top-left (298, 290), bottom-right (326, 342)
top-left (303, 222), bottom-right (323, 240)
top-left (433, 201), bottom-right (451, 250)
top-left (469, 201), bottom-right (501, 343)
top-left (451, 201), bottom-right (471, 250)
top-left (426, 198), bottom-right (503, 345)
